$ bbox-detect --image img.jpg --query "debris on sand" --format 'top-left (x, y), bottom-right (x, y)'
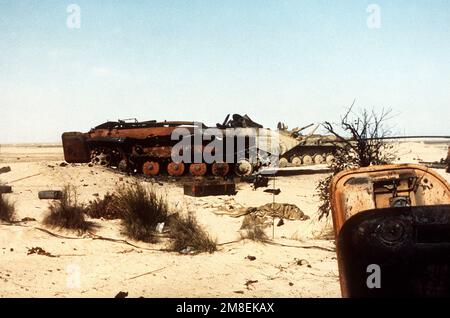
top-left (27, 247), bottom-right (57, 258)
top-left (234, 290), bottom-right (244, 294)
top-left (295, 258), bottom-right (311, 268)
top-left (242, 204), bottom-right (310, 232)
top-left (263, 188), bottom-right (281, 195)
top-left (253, 175), bottom-right (269, 190)
top-left (0, 166), bottom-right (11, 174)
top-left (245, 255), bottom-right (257, 261)
top-left (0, 185), bottom-right (12, 194)
top-left (59, 162), bottom-right (68, 167)
top-left (217, 202), bottom-right (309, 221)
top-left (115, 291), bottom-right (129, 298)
top-left (21, 217), bottom-right (37, 222)
top-left (184, 179), bottom-right (236, 197)
top-left (244, 279), bottom-right (258, 290)
top-left (38, 190), bottom-right (63, 200)
top-left (180, 246), bottom-right (196, 255)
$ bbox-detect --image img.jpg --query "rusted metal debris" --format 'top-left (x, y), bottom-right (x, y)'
top-left (38, 190), bottom-right (63, 200)
top-left (183, 179), bottom-right (236, 197)
top-left (0, 166), bottom-right (11, 174)
top-left (330, 164), bottom-right (450, 297)
top-left (0, 185), bottom-right (12, 194)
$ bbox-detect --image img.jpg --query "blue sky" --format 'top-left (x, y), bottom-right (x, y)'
top-left (0, 0), bottom-right (449, 143)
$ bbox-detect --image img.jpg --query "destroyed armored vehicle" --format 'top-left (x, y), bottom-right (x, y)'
top-left (276, 123), bottom-right (343, 167)
top-left (330, 164), bottom-right (450, 297)
top-left (62, 115), bottom-right (268, 177)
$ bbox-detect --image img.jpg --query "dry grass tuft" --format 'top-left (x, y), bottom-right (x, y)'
top-left (169, 213), bottom-right (217, 253)
top-left (240, 215), bottom-right (269, 242)
top-left (86, 193), bottom-right (123, 220)
top-left (43, 185), bottom-right (94, 233)
top-left (116, 182), bottom-right (168, 243)
top-left (0, 194), bottom-right (15, 222)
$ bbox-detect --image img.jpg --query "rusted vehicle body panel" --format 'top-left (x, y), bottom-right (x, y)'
top-left (330, 164), bottom-right (450, 297)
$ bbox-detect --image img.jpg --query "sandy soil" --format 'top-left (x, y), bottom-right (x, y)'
top-left (0, 141), bottom-right (449, 298)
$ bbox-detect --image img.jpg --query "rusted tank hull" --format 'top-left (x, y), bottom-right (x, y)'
top-left (330, 164), bottom-right (450, 297)
top-left (61, 119), bottom-right (260, 177)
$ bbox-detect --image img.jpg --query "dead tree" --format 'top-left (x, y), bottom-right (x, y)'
top-left (317, 102), bottom-right (396, 219)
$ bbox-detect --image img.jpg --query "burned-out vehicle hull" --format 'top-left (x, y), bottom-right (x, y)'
top-left (330, 164), bottom-right (450, 297)
top-left (62, 116), bottom-right (268, 177)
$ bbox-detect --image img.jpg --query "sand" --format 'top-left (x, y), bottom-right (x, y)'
top-left (0, 141), bottom-right (449, 298)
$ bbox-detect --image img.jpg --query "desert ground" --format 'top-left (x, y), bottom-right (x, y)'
top-left (1, 141), bottom-right (449, 298)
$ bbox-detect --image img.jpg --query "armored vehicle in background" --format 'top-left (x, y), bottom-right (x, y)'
top-left (276, 123), bottom-right (343, 167)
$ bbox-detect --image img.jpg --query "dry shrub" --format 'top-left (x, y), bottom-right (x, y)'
top-left (169, 213), bottom-right (217, 253)
top-left (116, 182), bottom-right (168, 243)
top-left (240, 215), bottom-right (268, 242)
top-left (317, 103), bottom-right (396, 219)
top-left (86, 193), bottom-right (122, 220)
top-left (0, 194), bottom-right (15, 222)
top-left (43, 185), bottom-right (94, 233)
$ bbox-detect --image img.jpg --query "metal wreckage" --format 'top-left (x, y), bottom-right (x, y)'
top-left (62, 114), bottom-right (342, 177)
top-left (331, 164), bottom-right (450, 297)
top-left (62, 114), bottom-right (450, 297)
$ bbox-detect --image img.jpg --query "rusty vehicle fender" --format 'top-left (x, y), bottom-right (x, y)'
top-left (330, 164), bottom-right (450, 297)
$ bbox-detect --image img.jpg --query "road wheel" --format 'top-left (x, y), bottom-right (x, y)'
top-left (279, 158), bottom-right (288, 168)
top-left (189, 163), bottom-right (207, 176)
top-left (142, 161), bottom-right (160, 176)
top-left (291, 156), bottom-right (301, 167)
top-left (313, 154), bottom-right (324, 164)
top-left (302, 155), bottom-right (313, 165)
top-left (211, 163), bottom-right (230, 176)
top-left (235, 159), bottom-right (253, 176)
top-left (167, 162), bottom-right (185, 176)
top-left (325, 154), bottom-right (335, 166)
